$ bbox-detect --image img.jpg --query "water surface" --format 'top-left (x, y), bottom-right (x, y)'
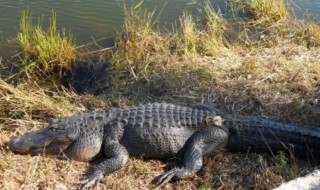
top-left (0, 0), bottom-right (319, 57)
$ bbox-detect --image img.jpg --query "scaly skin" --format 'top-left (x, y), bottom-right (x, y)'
top-left (9, 103), bottom-right (320, 188)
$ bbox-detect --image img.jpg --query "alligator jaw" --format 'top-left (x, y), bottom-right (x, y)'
top-left (9, 127), bottom-right (75, 156)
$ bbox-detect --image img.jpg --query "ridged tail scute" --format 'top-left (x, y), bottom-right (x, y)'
top-left (224, 115), bottom-right (320, 160)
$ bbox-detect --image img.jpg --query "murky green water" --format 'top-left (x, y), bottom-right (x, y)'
top-left (0, 0), bottom-right (319, 57)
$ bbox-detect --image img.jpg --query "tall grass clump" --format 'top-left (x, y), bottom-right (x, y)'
top-left (112, 3), bottom-right (170, 79)
top-left (302, 22), bottom-right (320, 47)
top-left (179, 11), bottom-right (198, 55)
top-left (199, 2), bottom-right (229, 54)
top-left (287, 21), bottom-right (320, 47)
top-left (177, 2), bottom-right (228, 56)
top-left (247, 0), bottom-right (289, 25)
top-left (245, 0), bottom-right (289, 26)
top-left (112, 1), bottom-right (230, 83)
top-left (17, 9), bottom-right (76, 81)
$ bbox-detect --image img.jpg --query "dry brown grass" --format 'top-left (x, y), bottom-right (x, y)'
top-left (270, 19), bottom-right (320, 48)
top-left (0, 80), bottom-right (78, 120)
top-left (1, 2), bottom-right (320, 190)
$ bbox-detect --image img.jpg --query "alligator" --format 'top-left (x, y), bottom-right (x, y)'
top-left (9, 102), bottom-right (320, 189)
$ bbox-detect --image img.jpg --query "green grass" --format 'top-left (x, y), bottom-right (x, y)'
top-left (112, 3), bottom-right (172, 80)
top-left (180, 11), bottom-right (198, 55)
top-left (111, 2), bottom-right (229, 83)
top-left (17, 9), bottom-right (76, 81)
top-left (175, 2), bottom-right (228, 56)
top-left (198, 2), bottom-right (229, 54)
top-left (245, 0), bottom-right (289, 26)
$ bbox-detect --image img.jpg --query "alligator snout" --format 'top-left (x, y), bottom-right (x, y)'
top-left (8, 128), bottom-right (54, 155)
top-left (9, 135), bottom-right (30, 154)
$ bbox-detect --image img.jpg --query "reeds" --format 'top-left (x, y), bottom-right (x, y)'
top-left (245, 0), bottom-right (289, 26)
top-left (112, 3), bottom-right (171, 79)
top-left (17, 9), bottom-right (76, 80)
top-left (112, 1), bottom-right (228, 81)
top-left (197, 2), bottom-right (229, 55)
top-left (180, 11), bottom-right (198, 55)
top-left (230, 0), bottom-right (290, 27)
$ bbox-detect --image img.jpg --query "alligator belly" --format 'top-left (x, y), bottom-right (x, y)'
top-left (120, 126), bottom-right (194, 158)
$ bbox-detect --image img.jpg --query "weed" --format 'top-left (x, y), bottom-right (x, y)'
top-left (273, 152), bottom-right (302, 181)
top-left (17, 9), bottom-right (76, 81)
top-left (244, 0), bottom-right (289, 26)
top-left (198, 2), bottom-right (229, 55)
top-left (180, 11), bottom-right (198, 55)
top-left (274, 151), bottom-right (288, 174)
top-left (112, 3), bottom-right (169, 79)
top-left (112, 1), bottom-right (229, 83)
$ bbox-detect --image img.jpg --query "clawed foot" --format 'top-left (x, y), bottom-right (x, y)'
top-left (79, 172), bottom-right (105, 189)
top-left (150, 169), bottom-right (177, 187)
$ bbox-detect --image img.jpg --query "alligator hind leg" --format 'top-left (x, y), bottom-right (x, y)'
top-left (151, 127), bottom-right (228, 186)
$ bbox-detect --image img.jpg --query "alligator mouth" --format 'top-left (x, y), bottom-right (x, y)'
top-left (9, 129), bottom-right (73, 156)
top-left (9, 134), bottom-right (53, 155)
top-left (28, 142), bottom-right (70, 156)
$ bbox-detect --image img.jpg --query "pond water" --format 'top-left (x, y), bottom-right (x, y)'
top-left (0, 0), bottom-right (319, 57)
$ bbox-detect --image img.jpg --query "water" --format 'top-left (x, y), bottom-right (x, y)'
top-left (292, 0), bottom-right (320, 18)
top-left (0, 0), bottom-right (319, 57)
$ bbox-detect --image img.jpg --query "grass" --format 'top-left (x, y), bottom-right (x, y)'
top-left (270, 19), bottom-right (320, 47)
top-left (111, 1), bottom-right (229, 83)
top-left (17, 9), bottom-right (76, 81)
top-left (232, 0), bottom-right (289, 26)
top-left (180, 11), bottom-right (198, 55)
top-left (1, 2), bottom-right (320, 190)
top-left (197, 2), bottom-right (229, 55)
top-left (0, 79), bottom-right (82, 124)
top-left (112, 3), bottom-right (171, 80)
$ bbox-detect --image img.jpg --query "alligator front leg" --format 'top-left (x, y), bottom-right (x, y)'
top-left (151, 127), bottom-right (228, 186)
top-left (80, 143), bottom-right (129, 189)
top-left (80, 122), bottom-right (129, 189)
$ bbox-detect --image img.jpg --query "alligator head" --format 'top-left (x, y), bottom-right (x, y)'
top-left (9, 117), bottom-right (80, 157)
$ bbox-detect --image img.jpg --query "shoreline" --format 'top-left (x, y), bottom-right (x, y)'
top-left (1, 1), bottom-right (320, 189)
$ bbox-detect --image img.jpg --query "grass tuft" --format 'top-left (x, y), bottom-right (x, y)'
top-left (198, 2), bottom-right (229, 55)
top-left (231, 0), bottom-right (290, 27)
top-left (112, 3), bottom-right (171, 80)
top-left (245, 0), bottom-right (289, 26)
top-left (112, 1), bottom-right (229, 84)
top-left (17, 9), bottom-right (76, 81)
top-left (180, 11), bottom-right (198, 55)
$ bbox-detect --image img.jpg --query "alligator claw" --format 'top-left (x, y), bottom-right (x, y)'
top-left (151, 170), bottom-right (175, 187)
top-left (80, 172), bottom-right (104, 189)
